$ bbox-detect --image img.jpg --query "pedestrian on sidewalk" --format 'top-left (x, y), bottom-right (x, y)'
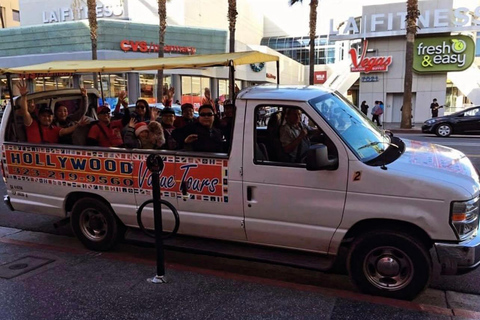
top-left (360, 101), bottom-right (369, 115)
top-left (371, 101), bottom-right (383, 126)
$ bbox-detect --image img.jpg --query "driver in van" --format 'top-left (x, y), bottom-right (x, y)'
top-left (19, 85), bottom-right (83, 144)
top-left (279, 107), bottom-right (312, 163)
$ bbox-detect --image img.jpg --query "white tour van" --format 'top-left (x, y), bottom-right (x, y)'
top-left (1, 52), bottom-right (479, 300)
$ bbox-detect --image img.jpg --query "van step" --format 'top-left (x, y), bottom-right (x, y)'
top-left (124, 228), bottom-right (335, 271)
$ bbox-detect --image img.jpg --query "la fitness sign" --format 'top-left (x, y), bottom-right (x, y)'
top-left (329, 2), bottom-right (480, 40)
top-left (413, 35), bottom-right (475, 73)
top-left (43, 2), bottom-right (124, 24)
top-left (350, 40), bottom-right (392, 73)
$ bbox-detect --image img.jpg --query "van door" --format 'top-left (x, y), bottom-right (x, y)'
top-left (242, 101), bottom-right (349, 253)
top-left (173, 150), bottom-right (247, 241)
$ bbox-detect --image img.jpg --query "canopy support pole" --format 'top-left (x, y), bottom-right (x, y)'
top-left (276, 60), bottom-right (280, 85)
top-left (228, 60), bottom-right (235, 105)
top-left (98, 72), bottom-right (105, 105)
top-left (6, 73), bottom-right (18, 141)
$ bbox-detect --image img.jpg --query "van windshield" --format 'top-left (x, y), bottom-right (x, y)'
top-left (310, 93), bottom-right (391, 162)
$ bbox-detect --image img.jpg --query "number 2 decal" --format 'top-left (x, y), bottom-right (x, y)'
top-left (353, 171), bottom-right (362, 181)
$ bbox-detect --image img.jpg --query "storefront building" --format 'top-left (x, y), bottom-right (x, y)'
top-left (0, 0), bottom-right (306, 108)
top-left (329, 0), bottom-right (480, 123)
top-left (1, 0), bottom-right (479, 122)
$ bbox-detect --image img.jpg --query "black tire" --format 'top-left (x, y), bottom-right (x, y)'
top-left (71, 198), bottom-right (123, 251)
top-left (435, 123), bottom-right (452, 137)
top-left (347, 231), bottom-right (431, 300)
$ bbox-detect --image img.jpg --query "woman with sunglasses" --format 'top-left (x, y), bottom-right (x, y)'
top-left (113, 91), bottom-right (151, 123)
top-left (172, 104), bottom-right (224, 152)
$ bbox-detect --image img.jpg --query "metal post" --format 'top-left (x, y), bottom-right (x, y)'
top-left (146, 153), bottom-right (167, 284)
top-left (6, 73), bottom-right (18, 141)
top-left (276, 60), bottom-right (280, 85)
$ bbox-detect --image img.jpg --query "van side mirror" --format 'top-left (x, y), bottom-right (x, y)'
top-left (306, 144), bottom-right (338, 171)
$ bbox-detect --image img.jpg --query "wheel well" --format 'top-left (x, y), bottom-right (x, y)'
top-left (341, 219), bottom-right (433, 250)
top-left (65, 192), bottom-right (115, 217)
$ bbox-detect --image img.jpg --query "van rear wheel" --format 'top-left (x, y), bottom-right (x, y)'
top-left (347, 231), bottom-right (431, 300)
top-left (71, 198), bottom-right (122, 251)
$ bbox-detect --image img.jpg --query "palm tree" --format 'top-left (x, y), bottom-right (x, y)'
top-left (289, 0), bottom-right (318, 85)
top-left (227, 0), bottom-right (238, 100)
top-left (156, 0), bottom-right (167, 104)
top-left (87, 0), bottom-right (98, 90)
top-left (401, 0), bottom-right (419, 128)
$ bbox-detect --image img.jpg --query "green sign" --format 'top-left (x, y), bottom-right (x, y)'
top-left (413, 35), bottom-right (475, 73)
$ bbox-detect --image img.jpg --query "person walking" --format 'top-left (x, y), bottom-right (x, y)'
top-left (371, 101), bottom-right (383, 126)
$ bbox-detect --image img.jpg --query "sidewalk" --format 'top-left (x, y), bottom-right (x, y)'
top-left (0, 226), bottom-right (479, 320)
top-left (382, 122), bottom-right (422, 134)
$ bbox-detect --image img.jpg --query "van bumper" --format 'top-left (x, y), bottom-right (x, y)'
top-left (435, 233), bottom-right (480, 275)
top-left (3, 195), bottom-right (14, 211)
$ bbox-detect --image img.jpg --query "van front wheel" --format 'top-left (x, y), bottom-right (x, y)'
top-left (71, 198), bottom-right (121, 251)
top-left (347, 231), bottom-right (431, 300)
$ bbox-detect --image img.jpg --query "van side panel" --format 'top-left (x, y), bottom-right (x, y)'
top-left (2, 144), bottom-right (137, 220)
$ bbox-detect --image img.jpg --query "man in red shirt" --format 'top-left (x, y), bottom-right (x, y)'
top-left (20, 86), bottom-right (80, 144)
top-left (87, 106), bottom-right (125, 147)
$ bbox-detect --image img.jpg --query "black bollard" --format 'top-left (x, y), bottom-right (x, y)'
top-left (146, 154), bottom-right (167, 284)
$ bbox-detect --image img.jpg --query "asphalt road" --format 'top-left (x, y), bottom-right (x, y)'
top-left (1, 133), bottom-right (480, 297)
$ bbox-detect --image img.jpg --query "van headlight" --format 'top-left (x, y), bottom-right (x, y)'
top-left (451, 197), bottom-right (479, 240)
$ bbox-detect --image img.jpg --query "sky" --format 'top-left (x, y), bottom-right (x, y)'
top-left (255, 0), bottom-right (392, 35)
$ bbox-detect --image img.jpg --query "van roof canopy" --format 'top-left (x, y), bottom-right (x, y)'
top-left (0, 51), bottom-right (279, 74)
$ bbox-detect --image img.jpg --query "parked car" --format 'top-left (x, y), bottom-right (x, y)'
top-left (422, 106), bottom-right (480, 137)
top-left (126, 102), bottom-right (198, 118)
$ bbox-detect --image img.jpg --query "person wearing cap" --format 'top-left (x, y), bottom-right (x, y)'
top-left (19, 88), bottom-right (83, 144)
top-left (173, 103), bottom-right (196, 128)
top-left (158, 107), bottom-right (178, 150)
top-left (87, 105), bottom-right (128, 147)
top-left (172, 104), bottom-right (224, 152)
top-left (54, 87), bottom-right (90, 144)
top-left (123, 118), bottom-right (165, 149)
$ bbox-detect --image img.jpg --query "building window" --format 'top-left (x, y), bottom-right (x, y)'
top-left (181, 76), bottom-right (210, 110)
top-left (12, 9), bottom-right (20, 22)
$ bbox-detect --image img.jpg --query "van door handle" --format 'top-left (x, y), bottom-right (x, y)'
top-left (180, 181), bottom-right (189, 201)
top-left (247, 186), bottom-right (252, 201)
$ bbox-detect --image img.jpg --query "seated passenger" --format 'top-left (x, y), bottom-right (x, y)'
top-left (217, 103), bottom-right (235, 144)
top-left (54, 87), bottom-right (90, 144)
top-left (14, 82), bottom-right (38, 142)
top-left (124, 120), bottom-right (165, 149)
top-left (279, 108), bottom-right (312, 163)
top-left (87, 106), bottom-right (126, 147)
top-left (22, 104), bottom-right (81, 144)
top-left (173, 103), bottom-right (196, 128)
top-left (159, 108), bottom-right (178, 150)
top-left (173, 104), bottom-right (224, 153)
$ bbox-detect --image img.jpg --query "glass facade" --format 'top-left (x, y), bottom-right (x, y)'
top-left (260, 35), bottom-right (336, 65)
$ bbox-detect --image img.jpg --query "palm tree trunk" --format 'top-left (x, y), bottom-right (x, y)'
top-left (308, 0), bottom-right (318, 85)
top-left (87, 0), bottom-right (98, 90)
top-left (157, 0), bottom-right (167, 104)
top-left (401, 0), bottom-right (419, 129)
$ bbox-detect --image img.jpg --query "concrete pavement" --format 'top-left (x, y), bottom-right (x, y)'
top-left (1, 226), bottom-right (480, 320)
